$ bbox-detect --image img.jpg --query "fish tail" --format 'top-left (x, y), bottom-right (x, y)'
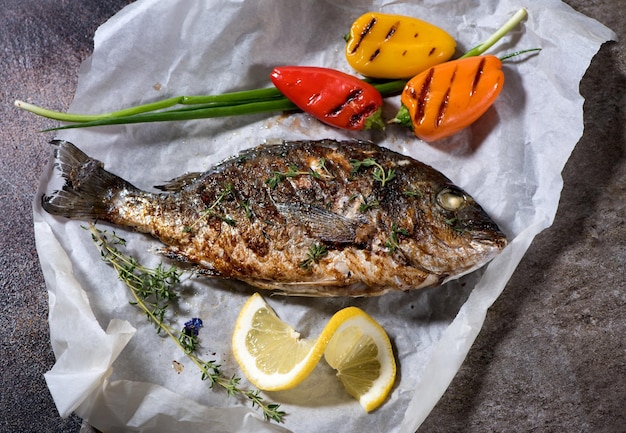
top-left (42, 140), bottom-right (136, 221)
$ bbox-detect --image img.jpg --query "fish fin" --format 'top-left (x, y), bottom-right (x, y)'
top-left (275, 202), bottom-right (361, 244)
top-left (42, 140), bottom-right (137, 220)
top-left (242, 278), bottom-right (374, 297)
top-left (158, 246), bottom-right (223, 276)
top-left (154, 172), bottom-right (203, 191)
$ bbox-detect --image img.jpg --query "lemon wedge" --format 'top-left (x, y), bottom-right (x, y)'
top-left (323, 307), bottom-right (396, 412)
top-left (231, 292), bottom-right (326, 391)
top-left (232, 293), bottom-right (396, 412)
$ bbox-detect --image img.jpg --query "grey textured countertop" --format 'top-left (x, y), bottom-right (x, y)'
top-left (1, 1), bottom-right (624, 432)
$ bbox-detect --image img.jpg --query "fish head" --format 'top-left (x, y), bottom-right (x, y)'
top-left (404, 180), bottom-right (508, 282)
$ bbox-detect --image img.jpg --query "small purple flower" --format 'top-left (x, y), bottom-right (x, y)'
top-left (183, 317), bottom-right (203, 337)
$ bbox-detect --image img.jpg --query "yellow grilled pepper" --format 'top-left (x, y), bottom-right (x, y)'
top-left (345, 12), bottom-right (456, 79)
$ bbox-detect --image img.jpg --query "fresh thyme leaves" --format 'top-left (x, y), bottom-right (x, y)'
top-left (403, 189), bottom-right (422, 198)
top-left (444, 217), bottom-right (458, 226)
top-left (89, 228), bottom-right (181, 330)
top-left (311, 157), bottom-right (334, 180)
top-left (349, 158), bottom-right (372, 175)
top-left (374, 167), bottom-right (396, 186)
top-left (239, 200), bottom-right (253, 220)
top-left (250, 394), bottom-right (286, 423)
top-left (300, 243), bottom-right (329, 269)
top-left (350, 157), bottom-right (396, 187)
top-left (199, 361), bottom-right (286, 423)
top-left (356, 194), bottom-right (380, 212)
top-left (265, 162), bottom-right (327, 189)
top-left (444, 217), bottom-right (466, 233)
top-left (184, 183), bottom-right (236, 232)
top-left (385, 223), bottom-right (410, 254)
top-left (88, 224), bottom-right (286, 423)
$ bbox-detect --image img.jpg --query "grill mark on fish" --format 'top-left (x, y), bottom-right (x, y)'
top-left (42, 139), bottom-right (507, 297)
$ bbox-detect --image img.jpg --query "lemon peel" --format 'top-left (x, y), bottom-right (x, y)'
top-left (232, 292), bottom-right (396, 412)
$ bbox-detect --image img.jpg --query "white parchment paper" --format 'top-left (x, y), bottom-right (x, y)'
top-left (33, 0), bottom-right (615, 432)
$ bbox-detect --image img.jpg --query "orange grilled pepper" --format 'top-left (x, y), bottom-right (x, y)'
top-left (395, 55), bottom-right (504, 142)
top-left (345, 12), bottom-right (456, 79)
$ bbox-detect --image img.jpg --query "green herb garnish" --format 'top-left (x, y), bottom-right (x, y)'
top-left (88, 224), bottom-right (285, 423)
top-left (300, 243), bottom-right (329, 269)
top-left (350, 157), bottom-right (396, 187)
top-left (239, 200), bottom-right (253, 220)
top-left (266, 164), bottom-right (323, 189)
top-left (358, 195), bottom-right (380, 213)
top-left (385, 223), bottom-right (410, 254)
top-left (184, 183), bottom-right (236, 232)
top-left (444, 217), bottom-right (467, 233)
top-left (403, 189), bottom-right (422, 198)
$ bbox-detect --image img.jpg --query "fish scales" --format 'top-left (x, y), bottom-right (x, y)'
top-left (42, 139), bottom-right (507, 297)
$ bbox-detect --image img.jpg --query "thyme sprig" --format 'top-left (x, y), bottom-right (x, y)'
top-left (444, 217), bottom-right (467, 234)
top-left (87, 224), bottom-right (286, 423)
top-left (311, 157), bottom-right (334, 180)
top-left (350, 157), bottom-right (396, 187)
top-left (238, 200), bottom-right (253, 220)
top-left (184, 183), bottom-right (236, 232)
top-left (265, 163), bottom-right (325, 189)
top-left (300, 243), bottom-right (329, 269)
top-left (385, 223), bottom-right (410, 254)
top-left (402, 189), bottom-right (423, 198)
top-left (358, 195), bottom-right (380, 213)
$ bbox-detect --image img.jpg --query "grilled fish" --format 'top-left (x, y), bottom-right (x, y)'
top-left (42, 139), bottom-right (507, 296)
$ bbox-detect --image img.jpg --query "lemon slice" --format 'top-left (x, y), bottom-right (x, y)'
top-left (231, 292), bottom-right (326, 391)
top-left (323, 307), bottom-right (396, 412)
top-left (232, 293), bottom-right (396, 412)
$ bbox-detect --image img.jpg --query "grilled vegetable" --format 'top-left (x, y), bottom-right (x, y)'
top-left (15, 9), bottom-right (528, 134)
top-left (345, 12), bottom-right (456, 79)
top-left (394, 55), bottom-right (504, 142)
top-left (391, 8), bottom-right (534, 142)
top-left (270, 66), bottom-right (385, 130)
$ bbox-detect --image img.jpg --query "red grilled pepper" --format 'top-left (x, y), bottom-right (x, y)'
top-left (270, 66), bottom-right (384, 130)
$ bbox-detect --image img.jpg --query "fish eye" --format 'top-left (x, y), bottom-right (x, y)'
top-left (437, 188), bottom-right (467, 211)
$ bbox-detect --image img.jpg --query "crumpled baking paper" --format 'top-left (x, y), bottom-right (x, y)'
top-left (33, 0), bottom-right (615, 432)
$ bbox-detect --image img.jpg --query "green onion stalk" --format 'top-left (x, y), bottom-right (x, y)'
top-left (15, 8), bottom-right (527, 131)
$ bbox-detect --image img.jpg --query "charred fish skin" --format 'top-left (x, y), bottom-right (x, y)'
top-left (42, 139), bottom-right (507, 297)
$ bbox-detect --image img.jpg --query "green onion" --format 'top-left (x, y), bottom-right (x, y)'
top-left (43, 98), bottom-right (299, 131)
top-left (460, 8), bottom-right (527, 58)
top-left (14, 80), bottom-right (406, 131)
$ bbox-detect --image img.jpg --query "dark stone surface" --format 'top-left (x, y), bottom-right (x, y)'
top-left (1, 1), bottom-right (623, 432)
